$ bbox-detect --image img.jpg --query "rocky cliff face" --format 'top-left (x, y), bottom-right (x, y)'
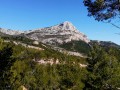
top-left (0, 28), bottom-right (22, 35)
top-left (25, 21), bottom-right (90, 45)
top-left (0, 21), bottom-right (90, 45)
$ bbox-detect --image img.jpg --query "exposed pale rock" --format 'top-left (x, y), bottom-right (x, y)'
top-left (0, 28), bottom-right (22, 35)
top-left (33, 41), bottom-right (39, 45)
top-left (35, 59), bottom-right (59, 65)
top-left (34, 58), bottom-right (87, 67)
top-left (4, 40), bottom-right (44, 51)
top-left (79, 64), bottom-right (87, 67)
top-left (26, 21), bottom-right (90, 44)
top-left (0, 21), bottom-right (90, 45)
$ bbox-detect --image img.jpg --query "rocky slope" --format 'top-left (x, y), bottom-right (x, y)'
top-left (25, 21), bottom-right (90, 45)
top-left (0, 28), bottom-right (22, 35)
top-left (0, 21), bottom-right (90, 45)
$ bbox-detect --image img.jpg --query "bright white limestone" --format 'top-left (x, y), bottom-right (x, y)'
top-left (0, 21), bottom-right (90, 44)
top-left (26, 21), bottom-right (90, 44)
top-left (0, 28), bottom-right (22, 35)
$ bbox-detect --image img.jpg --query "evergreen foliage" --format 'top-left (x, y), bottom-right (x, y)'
top-left (0, 37), bottom-right (120, 89)
top-left (59, 40), bottom-right (91, 55)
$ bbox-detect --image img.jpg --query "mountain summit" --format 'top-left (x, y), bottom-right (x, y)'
top-left (0, 21), bottom-right (90, 45)
top-left (57, 21), bottom-right (77, 31)
top-left (25, 21), bottom-right (90, 45)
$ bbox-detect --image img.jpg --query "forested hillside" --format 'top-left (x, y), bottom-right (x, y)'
top-left (0, 37), bottom-right (87, 90)
top-left (0, 36), bottom-right (120, 90)
top-left (59, 40), bottom-right (91, 55)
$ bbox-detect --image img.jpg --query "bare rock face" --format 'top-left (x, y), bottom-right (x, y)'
top-left (0, 21), bottom-right (90, 45)
top-left (0, 28), bottom-right (23, 35)
top-left (25, 21), bottom-right (90, 45)
top-left (33, 41), bottom-right (39, 45)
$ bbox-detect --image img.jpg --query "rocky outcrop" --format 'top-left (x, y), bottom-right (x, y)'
top-left (0, 28), bottom-right (22, 35)
top-left (25, 21), bottom-right (90, 45)
top-left (4, 40), bottom-right (44, 51)
top-left (0, 21), bottom-right (90, 45)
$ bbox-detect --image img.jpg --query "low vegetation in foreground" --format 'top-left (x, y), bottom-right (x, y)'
top-left (0, 37), bottom-right (120, 90)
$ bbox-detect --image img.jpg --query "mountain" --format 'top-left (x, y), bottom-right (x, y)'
top-left (25, 21), bottom-right (90, 45)
top-left (1, 21), bottom-right (120, 56)
top-left (1, 22), bottom-right (120, 90)
top-left (0, 21), bottom-right (90, 45)
top-left (90, 40), bottom-right (120, 49)
top-left (0, 28), bottom-right (22, 35)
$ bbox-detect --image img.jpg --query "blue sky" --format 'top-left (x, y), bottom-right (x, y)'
top-left (0, 0), bottom-right (120, 44)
